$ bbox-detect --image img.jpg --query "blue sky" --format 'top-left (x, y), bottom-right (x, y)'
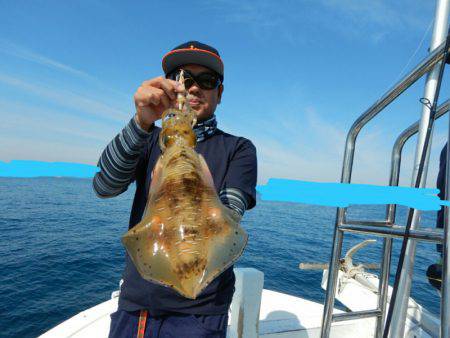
top-left (0, 0), bottom-right (448, 185)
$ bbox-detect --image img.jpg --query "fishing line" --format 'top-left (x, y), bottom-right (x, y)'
top-left (394, 18), bottom-right (434, 84)
top-left (383, 26), bottom-right (450, 338)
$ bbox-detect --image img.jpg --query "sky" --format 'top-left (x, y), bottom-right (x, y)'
top-left (0, 0), bottom-right (449, 186)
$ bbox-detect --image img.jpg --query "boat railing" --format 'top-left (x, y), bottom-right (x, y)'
top-left (320, 20), bottom-right (450, 338)
top-left (387, 99), bottom-right (450, 220)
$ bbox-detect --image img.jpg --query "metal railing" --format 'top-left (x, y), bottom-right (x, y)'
top-left (320, 39), bottom-right (450, 338)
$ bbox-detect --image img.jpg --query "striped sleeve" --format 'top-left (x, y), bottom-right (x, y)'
top-left (219, 187), bottom-right (249, 218)
top-left (93, 116), bottom-right (153, 198)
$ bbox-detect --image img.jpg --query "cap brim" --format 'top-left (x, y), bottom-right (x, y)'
top-left (162, 49), bottom-right (224, 77)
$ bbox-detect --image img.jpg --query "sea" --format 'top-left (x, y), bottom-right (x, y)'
top-left (0, 177), bottom-right (443, 338)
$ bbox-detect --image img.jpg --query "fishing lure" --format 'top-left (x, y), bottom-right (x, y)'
top-left (122, 71), bottom-right (248, 299)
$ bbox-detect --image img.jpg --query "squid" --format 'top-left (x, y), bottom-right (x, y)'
top-left (122, 72), bottom-right (248, 299)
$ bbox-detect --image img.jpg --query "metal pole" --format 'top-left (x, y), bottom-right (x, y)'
top-left (387, 100), bottom-right (450, 224)
top-left (321, 6), bottom-right (449, 336)
top-left (321, 120), bottom-right (357, 337)
top-left (442, 113), bottom-right (450, 338)
top-left (339, 224), bottom-right (444, 242)
top-left (375, 238), bottom-right (392, 338)
top-left (389, 1), bottom-right (450, 337)
top-left (320, 212), bottom-right (345, 337)
top-left (381, 103), bottom-right (450, 338)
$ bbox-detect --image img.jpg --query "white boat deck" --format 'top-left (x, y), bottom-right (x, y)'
top-left (40, 268), bottom-right (378, 338)
top-left (40, 289), bottom-right (378, 338)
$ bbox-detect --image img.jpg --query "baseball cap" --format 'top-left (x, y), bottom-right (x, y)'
top-left (162, 41), bottom-right (224, 81)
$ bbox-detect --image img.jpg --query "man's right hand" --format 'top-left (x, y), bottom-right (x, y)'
top-left (134, 76), bottom-right (184, 131)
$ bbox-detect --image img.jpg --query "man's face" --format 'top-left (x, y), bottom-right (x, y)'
top-left (178, 64), bottom-right (223, 121)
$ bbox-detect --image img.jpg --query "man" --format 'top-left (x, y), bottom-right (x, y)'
top-left (93, 41), bottom-right (257, 338)
top-left (427, 143), bottom-right (446, 290)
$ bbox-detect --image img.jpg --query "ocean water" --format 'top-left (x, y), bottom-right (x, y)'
top-left (0, 177), bottom-right (443, 338)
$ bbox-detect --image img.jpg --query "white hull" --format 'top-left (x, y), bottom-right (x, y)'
top-left (40, 268), bottom-right (440, 338)
top-left (39, 289), bottom-right (372, 338)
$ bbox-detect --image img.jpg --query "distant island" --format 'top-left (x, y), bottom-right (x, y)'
top-left (0, 160), bottom-right (98, 178)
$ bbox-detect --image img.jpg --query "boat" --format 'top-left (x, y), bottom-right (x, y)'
top-left (40, 0), bottom-right (450, 336)
top-left (39, 240), bottom-right (441, 337)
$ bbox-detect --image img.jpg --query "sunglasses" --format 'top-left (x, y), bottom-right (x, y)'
top-left (167, 69), bottom-right (222, 90)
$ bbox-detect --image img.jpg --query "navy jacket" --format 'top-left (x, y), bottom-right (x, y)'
top-left (437, 143), bottom-right (447, 254)
top-left (118, 126), bottom-right (257, 316)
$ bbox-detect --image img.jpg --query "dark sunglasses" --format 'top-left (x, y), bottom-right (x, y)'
top-left (167, 69), bottom-right (221, 90)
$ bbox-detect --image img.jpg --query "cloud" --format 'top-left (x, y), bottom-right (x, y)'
top-left (0, 73), bottom-right (129, 123)
top-left (317, 0), bottom-right (432, 43)
top-left (209, 0), bottom-right (431, 45)
top-left (0, 99), bottom-right (115, 143)
top-left (0, 39), bottom-right (94, 80)
top-left (0, 98), bottom-right (127, 165)
top-left (319, 0), bottom-right (422, 30)
top-left (0, 38), bottom-right (129, 101)
top-left (0, 40), bottom-right (135, 165)
top-left (0, 136), bottom-right (103, 165)
top-left (247, 101), bottom-right (443, 187)
top-left (248, 107), bottom-right (345, 184)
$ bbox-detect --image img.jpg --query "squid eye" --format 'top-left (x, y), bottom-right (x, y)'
top-left (163, 135), bottom-right (170, 146)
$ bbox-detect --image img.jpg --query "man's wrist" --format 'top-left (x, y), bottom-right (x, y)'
top-left (134, 114), bottom-right (154, 133)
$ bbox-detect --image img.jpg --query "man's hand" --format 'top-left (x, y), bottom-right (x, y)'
top-left (134, 76), bottom-right (184, 131)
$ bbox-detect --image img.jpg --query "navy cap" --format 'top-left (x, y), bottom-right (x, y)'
top-left (162, 41), bottom-right (224, 81)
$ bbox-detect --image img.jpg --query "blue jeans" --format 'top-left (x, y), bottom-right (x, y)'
top-left (108, 309), bottom-right (228, 338)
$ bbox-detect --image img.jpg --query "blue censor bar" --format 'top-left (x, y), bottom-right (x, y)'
top-left (2, 161), bottom-right (449, 212)
top-left (257, 178), bottom-right (450, 211)
top-left (0, 160), bottom-right (99, 178)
